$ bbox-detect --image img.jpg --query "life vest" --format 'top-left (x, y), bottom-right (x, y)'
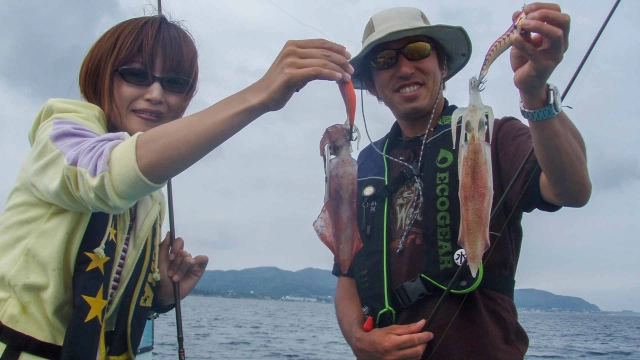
top-left (61, 211), bottom-right (161, 359)
top-left (352, 104), bottom-right (514, 328)
top-left (0, 211), bottom-right (161, 359)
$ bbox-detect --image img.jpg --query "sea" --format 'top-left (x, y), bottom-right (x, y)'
top-left (152, 296), bottom-right (640, 360)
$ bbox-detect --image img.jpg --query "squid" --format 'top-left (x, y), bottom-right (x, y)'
top-left (313, 81), bottom-right (362, 275)
top-left (452, 77), bottom-right (494, 279)
top-left (451, 8), bottom-right (527, 278)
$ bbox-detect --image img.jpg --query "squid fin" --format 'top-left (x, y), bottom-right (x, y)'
top-left (313, 204), bottom-right (337, 257)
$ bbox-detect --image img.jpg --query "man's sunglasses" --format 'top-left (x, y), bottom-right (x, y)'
top-left (116, 66), bottom-right (192, 94)
top-left (370, 42), bottom-right (434, 70)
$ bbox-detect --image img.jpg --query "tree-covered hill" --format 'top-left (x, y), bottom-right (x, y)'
top-left (514, 288), bottom-right (600, 312)
top-left (193, 267), bottom-right (602, 312)
top-left (193, 267), bottom-right (337, 299)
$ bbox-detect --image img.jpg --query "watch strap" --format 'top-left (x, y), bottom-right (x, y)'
top-left (519, 84), bottom-right (561, 122)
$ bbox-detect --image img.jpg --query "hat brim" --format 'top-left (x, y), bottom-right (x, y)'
top-left (350, 25), bottom-right (472, 90)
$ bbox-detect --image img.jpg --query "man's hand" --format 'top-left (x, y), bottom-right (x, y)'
top-left (155, 232), bottom-right (209, 306)
top-left (352, 320), bottom-right (434, 360)
top-left (510, 3), bottom-right (570, 108)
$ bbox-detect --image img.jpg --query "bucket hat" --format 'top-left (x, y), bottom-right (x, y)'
top-left (350, 7), bottom-right (472, 89)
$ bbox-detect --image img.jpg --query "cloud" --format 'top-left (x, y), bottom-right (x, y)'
top-left (1, 0), bottom-right (638, 312)
top-left (588, 148), bottom-right (640, 191)
top-left (0, 1), bottom-right (126, 102)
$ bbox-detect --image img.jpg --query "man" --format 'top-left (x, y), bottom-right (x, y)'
top-left (334, 4), bottom-right (591, 359)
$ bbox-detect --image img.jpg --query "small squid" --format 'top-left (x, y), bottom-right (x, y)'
top-left (451, 77), bottom-right (494, 278)
top-left (313, 81), bottom-right (362, 275)
top-left (452, 7), bottom-right (527, 278)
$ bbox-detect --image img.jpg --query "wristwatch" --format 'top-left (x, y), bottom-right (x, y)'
top-left (519, 83), bottom-right (562, 122)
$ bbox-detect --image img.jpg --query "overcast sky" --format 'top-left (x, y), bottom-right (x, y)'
top-left (1, 0), bottom-right (637, 312)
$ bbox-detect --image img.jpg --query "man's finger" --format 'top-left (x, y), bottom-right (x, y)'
top-left (396, 331), bottom-right (434, 351)
top-left (523, 7), bottom-right (570, 49)
top-left (512, 9), bottom-right (524, 23)
top-left (511, 32), bottom-right (538, 61)
top-left (523, 2), bottom-right (562, 15)
top-left (520, 19), bottom-right (564, 44)
top-left (387, 320), bottom-right (427, 336)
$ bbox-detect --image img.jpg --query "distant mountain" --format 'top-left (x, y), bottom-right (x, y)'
top-left (514, 288), bottom-right (600, 312)
top-left (193, 267), bottom-right (337, 299)
top-left (193, 267), bottom-right (601, 312)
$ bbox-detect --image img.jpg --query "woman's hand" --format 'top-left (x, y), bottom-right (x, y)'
top-left (136, 39), bottom-right (353, 184)
top-left (252, 39), bottom-right (354, 113)
top-left (155, 232), bottom-right (209, 306)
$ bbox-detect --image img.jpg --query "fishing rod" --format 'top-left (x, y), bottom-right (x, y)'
top-left (156, 1), bottom-right (186, 358)
top-left (167, 179), bottom-right (186, 360)
top-left (423, 0), bottom-right (622, 334)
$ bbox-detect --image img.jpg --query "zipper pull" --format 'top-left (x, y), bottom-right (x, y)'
top-left (366, 201), bottom-right (377, 236)
top-left (361, 200), bottom-right (369, 232)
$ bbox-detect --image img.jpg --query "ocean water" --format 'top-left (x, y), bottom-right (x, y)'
top-left (520, 311), bottom-right (640, 359)
top-left (153, 297), bottom-right (348, 359)
top-left (153, 297), bottom-right (640, 360)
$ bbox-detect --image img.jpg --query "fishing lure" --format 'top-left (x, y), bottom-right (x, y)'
top-left (478, 9), bottom-right (527, 87)
top-left (338, 80), bottom-right (357, 140)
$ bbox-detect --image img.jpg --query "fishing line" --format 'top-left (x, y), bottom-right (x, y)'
top-left (265, 0), bottom-right (333, 41)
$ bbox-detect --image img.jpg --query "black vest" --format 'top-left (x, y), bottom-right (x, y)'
top-left (352, 104), bottom-right (513, 328)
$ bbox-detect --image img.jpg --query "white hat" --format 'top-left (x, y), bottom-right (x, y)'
top-left (350, 7), bottom-right (472, 89)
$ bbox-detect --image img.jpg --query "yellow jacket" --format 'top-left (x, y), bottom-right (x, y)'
top-left (0, 99), bottom-right (165, 347)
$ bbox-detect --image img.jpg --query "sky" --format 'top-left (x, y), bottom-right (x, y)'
top-left (0, 0), bottom-right (637, 312)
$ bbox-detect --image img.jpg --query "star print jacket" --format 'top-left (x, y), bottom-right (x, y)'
top-left (0, 99), bottom-right (166, 359)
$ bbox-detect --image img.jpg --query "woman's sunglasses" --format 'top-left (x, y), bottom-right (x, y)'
top-left (370, 42), bottom-right (434, 70)
top-left (116, 66), bottom-right (192, 94)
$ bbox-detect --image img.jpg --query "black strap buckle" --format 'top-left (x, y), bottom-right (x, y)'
top-left (394, 277), bottom-right (432, 308)
top-left (0, 322), bottom-right (61, 359)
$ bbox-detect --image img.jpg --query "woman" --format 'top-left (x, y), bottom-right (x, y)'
top-left (0, 15), bottom-right (353, 359)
